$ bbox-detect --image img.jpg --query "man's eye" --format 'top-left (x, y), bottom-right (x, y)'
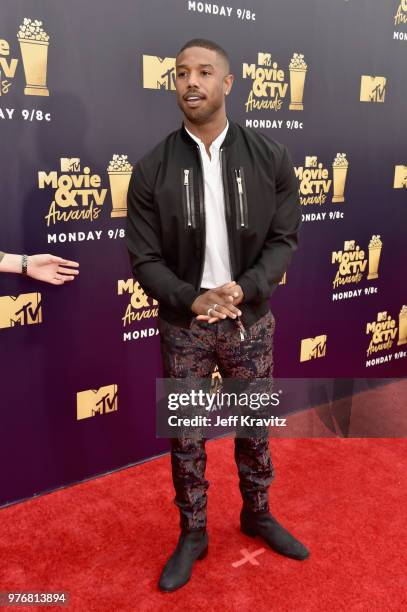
top-left (202, 71), bottom-right (210, 76)
top-left (177, 72), bottom-right (187, 78)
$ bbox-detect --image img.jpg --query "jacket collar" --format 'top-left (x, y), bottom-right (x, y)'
top-left (180, 117), bottom-right (237, 148)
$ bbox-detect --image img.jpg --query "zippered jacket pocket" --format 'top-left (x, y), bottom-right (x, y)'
top-left (232, 167), bottom-right (249, 229)
top-left (181, 167), bottom-right (196, 229)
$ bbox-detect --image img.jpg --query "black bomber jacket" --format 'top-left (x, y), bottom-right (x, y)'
top-left (125, 118), bottom-right (302, 329)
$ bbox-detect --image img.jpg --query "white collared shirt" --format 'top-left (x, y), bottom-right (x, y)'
top-left (185, 120), bottom-right (232, 288)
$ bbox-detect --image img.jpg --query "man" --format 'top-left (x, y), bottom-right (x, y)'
top-left (126, 38), bottom-right (309, 593)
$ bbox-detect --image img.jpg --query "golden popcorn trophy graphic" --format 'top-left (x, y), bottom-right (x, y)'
top-left (17, 18), bottom-right (50, 96)
top-left (360, 76), bottom-right (386, 103)
top-left (397, 305), bottom-right (407, 346)
top-left (367, 235), bottom-right (382, 280)
top-left (0, 293), bottom-right (42, 329)
top-left (108, 155), bottom-right (133, 218)
top-left (76, 384), bottom-right (118, 420)
top-left (279, 271), bottom-right (287, 285)
top-left (332, 153), bottom-right (349, 203)
top-left (288, 53), bottom-right (307, 110)
top-left (300, 335), bottom-right (327, 362)
top-left (393, 165), bottom-right (407, 189)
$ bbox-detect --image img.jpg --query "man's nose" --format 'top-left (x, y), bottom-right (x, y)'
top-left (186, 72), bottom-right (200, 89)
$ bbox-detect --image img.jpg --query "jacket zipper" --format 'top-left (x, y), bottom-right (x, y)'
top-left (234, 168), bottom-right (245, 228)
top-left (226, 154), bottom-right (247, 336)
top-left (183, 169), bottom-right (192, 227)
top-left (195, 145), bottom-right (206, 290)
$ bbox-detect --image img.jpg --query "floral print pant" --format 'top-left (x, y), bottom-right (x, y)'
top-left (157, 310), bottom-right (276, 531)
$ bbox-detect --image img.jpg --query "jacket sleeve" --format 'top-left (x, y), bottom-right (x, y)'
top-left (125, 159), bottom-right (200, 313)
top-left (237, 144), bottom-right (302, 303)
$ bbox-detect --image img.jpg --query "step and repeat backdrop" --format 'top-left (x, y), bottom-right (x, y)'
top-left (0, 0), bottom-right (406, 506)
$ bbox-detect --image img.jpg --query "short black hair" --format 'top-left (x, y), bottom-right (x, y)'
top-left (177, 38), bottom-right (230, 72)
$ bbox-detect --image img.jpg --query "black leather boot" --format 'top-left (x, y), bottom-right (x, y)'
top-left (158, 528), bottom-right (209, 592)
top-left (240, 508), bottom-right (309, 560)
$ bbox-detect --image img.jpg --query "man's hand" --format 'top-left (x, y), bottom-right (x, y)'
top-left (192, 281), bottom-right (244, 324)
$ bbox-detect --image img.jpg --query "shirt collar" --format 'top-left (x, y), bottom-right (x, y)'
top-left (184, 119), bottom-right (229, 152)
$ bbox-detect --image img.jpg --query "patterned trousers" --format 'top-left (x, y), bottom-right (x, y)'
top-left (157, 309), bottom-right (276, 532)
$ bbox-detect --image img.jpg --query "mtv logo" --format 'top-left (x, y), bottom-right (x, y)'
top-left (61, 158), bottom-right (80, 172)
top-left (360, 76), bottom-right (386, 103)
top-left (344, 240), bottom-right (355, 251)
top-left (258, 53), bottom-right (271, 66)
top-left (76, 384), bottom-right (118, 420)
top-left (377, 311), bottom-right (388, 322)
top-left (0, 293), bottom-right (42, 329)
top-left (300, 335), bottom-right (327, 362)
top-left (305, 156), bottom-right (317, 167)
top-left (142, 55), bottom-right (176, 91)
top-left (394, 165), bottom-right (407, 188)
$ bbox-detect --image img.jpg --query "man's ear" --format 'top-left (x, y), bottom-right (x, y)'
top-left (224, 74), bottom-right (234, 95)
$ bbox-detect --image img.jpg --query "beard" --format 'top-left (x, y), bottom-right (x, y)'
top-left (177, 95), bottom-right (223, 125)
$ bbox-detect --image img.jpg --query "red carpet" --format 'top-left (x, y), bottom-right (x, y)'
top-left (1, 434), bottom-right (406, 611)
